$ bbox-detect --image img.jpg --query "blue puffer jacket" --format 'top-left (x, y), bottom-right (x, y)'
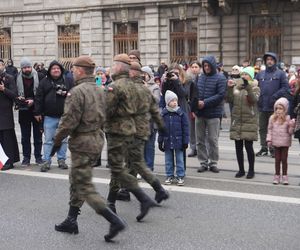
top-left (192, 55), bottom-right (227, 118)
top-left (256, 52), bottom-right (289, 112)
top-left (158, 107), bottom-right (189, 150)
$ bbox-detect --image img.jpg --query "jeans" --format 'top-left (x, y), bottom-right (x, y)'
top-left (20, 116), bottom-right (42, 160)
top-left (165, 149), bottom-right (185, 178)
top-left (43, 116), bottom-right (67, 163)
top-left (144, 130), bottom-right (157, 171)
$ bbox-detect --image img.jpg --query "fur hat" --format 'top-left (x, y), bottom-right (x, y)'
top-left (73, 56), bottom-right (95, 68)
top-left (128, 50), bottom-right (141, 61)
top-left (231, 65), bottom-right (241, 75)
top-left (20, 57), bottom-right (32, 68)
top-left (165, 90), bottom-right (178, 105)
top-left (274, 97), bottom-right (289, 113)
top-left (141, 66), bottom-right (154, 78)
top-left (113, 54), bottom-right (131, 65)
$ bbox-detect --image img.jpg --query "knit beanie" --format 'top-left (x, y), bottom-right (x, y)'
top-left (141, 66), bottom-right (154, 78)
top-left (95, 66), bottom-right (106, 74)
top-left (128, 50), bottom-right (141, 61)
top-left (165, 90), bottom-right (178, 105)
top-left (20, 57), bottom-right (32, 68)
top-left (274, 97), bottom-right (289, 113)
top-left (241, 66), bottom-right (255, 80)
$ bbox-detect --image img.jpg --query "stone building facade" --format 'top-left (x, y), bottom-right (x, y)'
top-left (0, 0), bottom-right (300, 69)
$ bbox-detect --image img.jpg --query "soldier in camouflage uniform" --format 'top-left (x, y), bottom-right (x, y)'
top-left (107, 62), bottom-right (169, 213)
top-left (52, 56), bottom-right (126, 242)
top-left (105, 54), bottom-right (156, 222)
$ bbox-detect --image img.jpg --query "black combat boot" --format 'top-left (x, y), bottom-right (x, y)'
top-left (55, 206), bottom-right (80, 234)
top-left (131, 188), bottom-right (157, 222)
top-left (100, 208), bottom-right (126, 242)
top-left (116, 188), bottom-right (131, 201)
top-left (107, 190), bottom-right (118, 214)
top-left (151, 179), bottom-right (170, 203)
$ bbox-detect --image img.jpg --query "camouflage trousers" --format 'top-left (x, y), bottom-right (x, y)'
top-left (107, 134), bottom-right (139, 193)
top-left (69, 151), bottom-right (106, 214)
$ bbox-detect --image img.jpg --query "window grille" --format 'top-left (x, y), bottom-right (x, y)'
top-left (0, 28), bottom-right (11, 61)
top-left (113, 22), bottom-right (138, 55)
top-left (170, 19), bottom-right (197, 64)
top-left (58, 25), bottom-right (80, 60)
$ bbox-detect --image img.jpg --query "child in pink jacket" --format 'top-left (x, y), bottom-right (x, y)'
top-left (267, 97), bottom-right (295, 185)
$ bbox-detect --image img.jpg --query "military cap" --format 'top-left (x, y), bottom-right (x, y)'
top-left (73, 56), bottom-right (95, 68)
top-left (113, 54), bottom-right (131, 65)
top-left (130, 61), bottom-right (142, 72)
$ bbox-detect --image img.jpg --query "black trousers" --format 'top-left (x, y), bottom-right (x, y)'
top-left (234, 140), bottom-right (255, 172)
top-left (0, 129), bottom-right (20, 164)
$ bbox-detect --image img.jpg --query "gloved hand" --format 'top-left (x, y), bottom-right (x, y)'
top-left (158, 143), bottom-right (165, 152)
top-left (242, 78), bottom-right (249, 88)
top-left (50, 143), bottom-right (61, 157)
top-left (158, 126), bottom-right (167, 135)
top-left (183, 144), bottom-right (189, 149)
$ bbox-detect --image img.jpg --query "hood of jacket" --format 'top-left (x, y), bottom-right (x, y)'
top-left (47, 60), bottom-right (64, 80)
top-left (201, 55), bottom-right (217, 76)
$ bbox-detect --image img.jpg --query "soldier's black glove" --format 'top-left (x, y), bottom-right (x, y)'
top-left (50, 143), bottom-right (61, 157)
top-left (158, 143), bottom-right (165, 152)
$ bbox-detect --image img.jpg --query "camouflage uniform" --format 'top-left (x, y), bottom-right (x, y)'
top-left (126, 76), bottom-right (164, 185)
top-left (54, 76), bottom-right (106, 212)
top-left (105, 73), bottom-right (139, 193)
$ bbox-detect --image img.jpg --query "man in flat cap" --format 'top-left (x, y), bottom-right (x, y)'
top-left (52, 55), bottom-right (126, 242)
top-left (106, 61), bottom-right (169, 213)
top-left (105, 54), bottom-right (157, 222)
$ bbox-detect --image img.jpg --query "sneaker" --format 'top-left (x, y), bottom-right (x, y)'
top-left (197, 162), bottom-right (208, 173)
top-left (137, 174), bottom-right (142, 180)
top-left (21, 157), bottom-right (30, 167)
top-left (273, 175), bottom-right (280, 185)
top-left (210, 166), bottom-right (220, 173)
top-left (256, 148), bottom-right (268, 157)
top-left (58, 159), bottom-right (68, 169)
top-left (40, 162), bottom-right (50, 172)
top-left (188, 149), bottom-right (197, 157)
top-left (35, 158), bottom-right (44, 165)
top-left (282, 175), bottom-right (289, 185)
top-left (177, 177), bottom-right (185, 186)
top-left (164, 177), bottom-right (174, 185)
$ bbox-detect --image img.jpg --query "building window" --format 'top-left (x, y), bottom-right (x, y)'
top-left (250, 16), bottom-right (281, 63)
top-left (170, 19), bottom-right (197, 64)
top-left (0, 28), bottom-right (11, 61)
top-left (58, 25), bottom-right (80, 60)
top-left (113, 22), bottom-right (138, 55)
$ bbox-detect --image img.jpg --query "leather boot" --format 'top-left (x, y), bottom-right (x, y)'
top-left (55, 206), bottom-right (80, 234)
top-left (151, 179), bottom-right (170, 203)
top-left (107, 190), bottom-right (117, 214)
top-left (101, 208), bottom-right (126, 242)
top-left (131, 188), bottom-right (157, 222)
top-left (116, 188), bottom-right (131, 201)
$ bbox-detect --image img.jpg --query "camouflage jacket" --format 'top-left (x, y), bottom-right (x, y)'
top-left (131, 76), bottom-right (164, 140)
top-left (54, 76), bottom-right (106, 153)
top-left (104, 73), bottom-right (137, 136)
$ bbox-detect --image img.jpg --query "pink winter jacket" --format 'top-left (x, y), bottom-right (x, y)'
top-left (266, 115), bottom-right (295, 147)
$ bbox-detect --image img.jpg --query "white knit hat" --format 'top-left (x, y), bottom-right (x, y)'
top-left (165, 90), bottom-right (178, 105)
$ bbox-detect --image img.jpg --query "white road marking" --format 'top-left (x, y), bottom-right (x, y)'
top-left (2, 169), bottom-right (300, 205)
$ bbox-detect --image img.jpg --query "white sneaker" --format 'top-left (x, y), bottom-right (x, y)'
top-left (164, 177), bottom-right (173, 185)
top-left (177, 177), bottom-right (185, 186)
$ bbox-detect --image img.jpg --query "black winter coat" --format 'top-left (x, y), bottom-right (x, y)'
top-left (0, 72), bottom-right (18, 130)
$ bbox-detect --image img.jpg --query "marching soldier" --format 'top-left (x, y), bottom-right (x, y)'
top-left (105, 54), bottom-right (156, 222)
top-left (52, 55), bottom-right (126, 242)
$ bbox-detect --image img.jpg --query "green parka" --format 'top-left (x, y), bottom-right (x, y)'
top-left (227, 78), bottom-right (260, 141)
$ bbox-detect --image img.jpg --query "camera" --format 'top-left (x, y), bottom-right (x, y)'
top-left (55, 84), bottom-right (67, 96)
top-left (166, 71), bottom-right (179, 79)
top-left (15, 98), bottom-right (29, 111)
